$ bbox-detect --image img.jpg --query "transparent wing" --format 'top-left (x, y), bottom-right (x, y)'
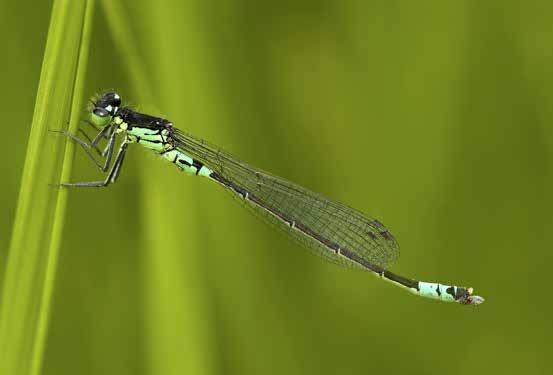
top-left (172, 128), bottom-right (400, 270)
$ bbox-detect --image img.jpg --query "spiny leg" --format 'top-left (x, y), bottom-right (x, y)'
top-left (108, 141), bottom-right (128, 183)
top-left (83, 121), bottom-right (117, 157)
top-left (79, 121), bottom-right (113, 149)
top-left (101, 126), bottom-right (117, 157)
top-left (71, 119), bottom-right (113, 156)
top-left (51, 128), bottom-right (117, 172)
top-left (60, 142), bottom-right (129, 188)
top-left (100, 130), bottom-right (117, 170)
top-left (77, 119), bottom-right (112, 151)
top-left (77, 128), bottom-right (102, 156)
top-left (51, 129), bottom-right (105, 169)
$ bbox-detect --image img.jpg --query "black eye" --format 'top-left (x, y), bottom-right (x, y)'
top-left (93, 107), bottom-right (109, 117)
top-left (103, 92), bottom-right (121, 107)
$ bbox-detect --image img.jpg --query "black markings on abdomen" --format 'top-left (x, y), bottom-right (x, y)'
top-left (178, 159), bottom-right (192, 167)
top-left (139, 139), bottom-right (161, 144)
top-left (192, 160), bottom-right (204, 175)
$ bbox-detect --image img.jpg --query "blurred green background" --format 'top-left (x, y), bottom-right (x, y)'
top-left (2, 1), bottom-right (552, 374)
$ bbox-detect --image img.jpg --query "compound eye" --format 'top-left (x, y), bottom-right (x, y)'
top-left (112, 93), bottom-right (121, 107)
top-left (104, 92), bottom-right (121, 107)
top-left (93, 107), bottom-right (109, 117)
top-left (91, 107), bottom-right (111, 126)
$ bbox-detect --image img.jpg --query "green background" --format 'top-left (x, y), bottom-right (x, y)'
top-left (2, 1), bottom-right (552, 374)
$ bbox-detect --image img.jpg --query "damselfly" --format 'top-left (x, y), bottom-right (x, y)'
top-left (55, 92), bottom-right (484, 305)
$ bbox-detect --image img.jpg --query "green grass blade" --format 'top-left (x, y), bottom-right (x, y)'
top-left (0, 1), bottom-right (94, 375)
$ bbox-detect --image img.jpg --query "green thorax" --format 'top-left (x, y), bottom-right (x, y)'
top-left (114, 116), bottom-right (169, 153)
top-left (112, 116), bottom-right (212, 177)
